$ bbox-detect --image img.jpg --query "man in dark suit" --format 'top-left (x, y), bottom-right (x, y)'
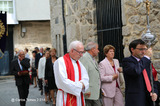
top-left (11, 50), bottom-right (30, 106)
top-left (35, 47), bottom-right (43, 93)
top-left (35, 47), bottom-right (43, 69)
top-left (122, 39), bottom-right (157, 106)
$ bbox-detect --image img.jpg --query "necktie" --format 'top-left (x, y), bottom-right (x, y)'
top-left (143, 69), bottom-right (152, 92)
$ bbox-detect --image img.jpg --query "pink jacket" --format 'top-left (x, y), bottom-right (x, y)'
top-left (99, 57), bottom-right (121, 98)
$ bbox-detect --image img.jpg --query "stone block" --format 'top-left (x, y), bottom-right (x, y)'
top-left (138, 6), bottom-right (146, 15)
top-left (71, 0), bottom-right (76, 3)
top-left (153, 43), bottom-right (160, 51)
top-left (133, 31), bottom-right (140, 35)
top-left (79, 0), bottom-right (89, 10)
top-left (153, 52), bottom-right (160, 59)
top-left (150, 20), bottom-right (160, 33)
top-left (125, 0), bottom-right (140, 7)
top-left (149, 14), bottom-right (155, 23)
top-left (152, 10), bottom-right (159, 16)
top-left (86, 36), bottom-right (96, 43)
top-left (140, 16), bottom-right (146, 26)
top-left (88, 1), bottom-right (94, 10)
top-left (123, 37), bottom-right (129, 46)
top-left (153, 61), bottom-right (160, 69)
top-left (133, 24), bottom-right (144, 34)
top-left (66, 16), bottom-right (76, 26)
top-left (80, 25), bottom-right (90, 40)
top-left (123, 46), bottom-right (130, 57)
top-left (126, 7), bottom-right (137, 16)
top-left (72, 3), bottom-right (78, 12)
top-left (88, 29), bottom-right (96, 37)
top-left (128, 15), bottom-right (140, 24)
top-left (157, 12), bottom-right (160, 22)
top-left (153, 2), bottom-right (160, 9)
top-left (66, 24), bottom-right (80, 46)
top-left (122, 26), bottom-right (131, 36)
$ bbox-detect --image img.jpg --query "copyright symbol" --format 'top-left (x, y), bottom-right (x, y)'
top-left (11, 98), bottom-right (14, 102)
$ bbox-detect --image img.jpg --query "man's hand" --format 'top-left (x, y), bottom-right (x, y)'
top-left (18, 56), bottom-right (22, 61)
top-left (18, 72), bottom-right (21, 76)
top-left (45, 80), bottom-right (48, 84)
top-left (112, 74), bottom-right (118, 80)
top-left (150, 92), bottom-right (157, 101)
top-left (80, 82), bottom-right (85, 89)
top-left (145, 48), bottom-right (152, 58)
top-left (85, 92), bottom-right (91, 98)
top-left (117, 67), bottom-right (122, 73)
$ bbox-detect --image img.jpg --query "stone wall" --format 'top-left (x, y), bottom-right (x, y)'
top-left (13, 21), bottom-right (52, 57)
top-left (122, 0), bottom-right (160, 73)
top-left (50, 0), bottom-right (64, 57)
top-left (50, 0), bottom-right (160, 73)
top-left (50, 0), bottom-right (97, 56)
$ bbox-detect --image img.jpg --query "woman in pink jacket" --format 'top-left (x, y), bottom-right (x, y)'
top-left (99, 45), bottom-right (124, 106)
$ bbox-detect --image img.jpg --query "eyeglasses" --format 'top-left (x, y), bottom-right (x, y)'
top-left (135, 48), bottom-right (148, 51)
top-left (73, 49), bottom-right (84, 54)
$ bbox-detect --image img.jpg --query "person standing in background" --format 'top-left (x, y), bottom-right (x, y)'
top-left (38, 50), bottom-right (50, 104)
top-left (13, 48), bottom-right (19, 60)
top-left (30, 50), bottom-right (37, 88)
top-left (35, 47), bottom-right (43, 92)
top-left (11, 50), bottom-right (30, 106)
top-left (24, 48), bottom-right (30, 59)
top-left (80, 42), bottom-right (101, 106)
top-left (45, 48), bottom-right (58, 105)
top-left (99, 45), bottom-right (124, 106)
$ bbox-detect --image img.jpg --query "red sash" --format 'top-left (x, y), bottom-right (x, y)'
top-left (63, 53), bottom-right (85, 106)
top-left (152, 64), bottom-right (157, 81)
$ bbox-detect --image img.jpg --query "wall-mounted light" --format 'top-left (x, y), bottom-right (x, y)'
top-left (21, 24), bottom-right (26, 38)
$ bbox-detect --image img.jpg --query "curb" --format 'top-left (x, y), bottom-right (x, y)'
top-left (0, 75), bottom-right (14, 80)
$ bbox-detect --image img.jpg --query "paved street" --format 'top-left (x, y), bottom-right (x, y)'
top-left (0, 78), bottom-right (52, 106)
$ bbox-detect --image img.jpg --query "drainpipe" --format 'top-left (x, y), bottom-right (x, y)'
top-left (62, 0), bottom-right (67, 54)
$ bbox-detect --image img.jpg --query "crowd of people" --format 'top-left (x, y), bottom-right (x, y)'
top-left (11, 39), bottom-right (160, 106)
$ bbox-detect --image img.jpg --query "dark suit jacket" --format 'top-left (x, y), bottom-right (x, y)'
top-left (122, 56), bottom-right (158, 106)
top-left (45, 57), bottom-right (57, 89)
top-left (35, 53), bottom-right (42, 69)
top-left (11, 58), bottom-right (30, 86)
top-left (45, 57), bottom-right (58, 80)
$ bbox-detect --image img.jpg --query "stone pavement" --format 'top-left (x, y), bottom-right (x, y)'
top-left (0, 76), bottom-right (53, 106)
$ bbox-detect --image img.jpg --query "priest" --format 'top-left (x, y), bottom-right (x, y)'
top-left (54, 40), bottom-right (89, 106)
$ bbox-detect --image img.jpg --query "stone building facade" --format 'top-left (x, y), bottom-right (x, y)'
top-left (13, 21), bottom-right (52, 56)
top-left (50, 0), bottom-right (160, 72)
top-left (50, 0), bottom-right (97, 57)
top-left (12, 0), bottom-right (51, 57)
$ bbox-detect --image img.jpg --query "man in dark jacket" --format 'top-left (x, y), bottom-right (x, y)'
top-left (11, 50), bottom-right (30, 106)
top-left (122, 39), bottom-right (157, 106)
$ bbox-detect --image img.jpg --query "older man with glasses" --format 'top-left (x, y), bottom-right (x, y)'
top-left (79, 42), bottom-right (101, 106)
top-left (11, 50), bottom-right (30, 106)
top-left (54, 40), bottom-right (89, 106)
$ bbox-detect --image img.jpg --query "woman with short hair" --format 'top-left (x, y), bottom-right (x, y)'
top-left (99, 45), bottom-right (124, 106)
top-left (45, 48), bottom-right (58, 105)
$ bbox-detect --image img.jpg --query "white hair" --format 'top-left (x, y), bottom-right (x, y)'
top-left (68, 40), bottom-right (83, 52)
top-left (17, 50), bottom-right (24, 56)
top-left (85, 42), bottom-right (97, 51)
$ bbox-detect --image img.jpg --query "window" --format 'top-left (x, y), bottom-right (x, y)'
top-left (0, 0), bottom-right (13, 13)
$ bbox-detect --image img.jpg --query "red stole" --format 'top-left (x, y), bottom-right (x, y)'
top-left (63, 53), bottom-right (85, 106)
top-left (152, 64), bottom-right (157, 81)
